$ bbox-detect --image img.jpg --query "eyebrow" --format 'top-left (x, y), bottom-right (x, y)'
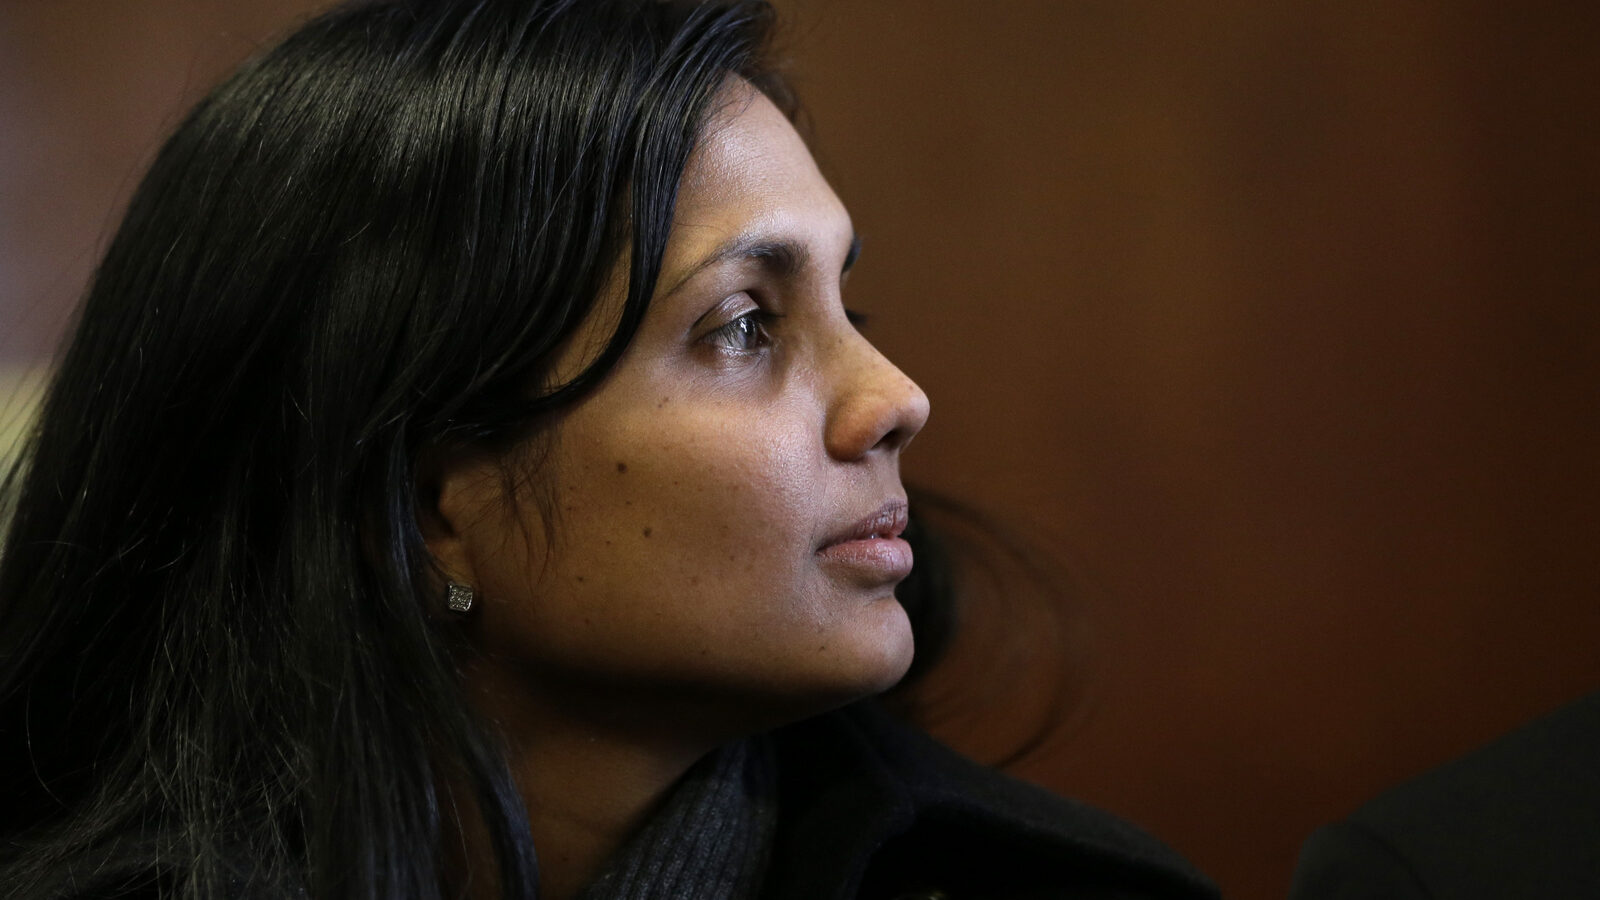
top-left (661, 231), bottom-right (862, 299)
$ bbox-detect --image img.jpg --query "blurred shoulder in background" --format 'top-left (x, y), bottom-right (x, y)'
top-left (1290, 691), bottom-right (1600, 899)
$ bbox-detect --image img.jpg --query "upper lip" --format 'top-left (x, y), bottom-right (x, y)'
top-left (819, 499), bottom-right (909, 549)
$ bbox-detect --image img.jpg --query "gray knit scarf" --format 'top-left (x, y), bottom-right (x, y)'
top-left (576, 739), bottom-right (778, 900)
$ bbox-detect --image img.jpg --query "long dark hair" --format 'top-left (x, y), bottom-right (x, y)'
top-left (0, 1), bottom-right (842, 897)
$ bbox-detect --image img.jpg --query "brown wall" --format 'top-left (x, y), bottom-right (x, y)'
top-left (4, 2), bottom-right (1599, 898)
top-left (777, 3), bottom-right (1600, 897)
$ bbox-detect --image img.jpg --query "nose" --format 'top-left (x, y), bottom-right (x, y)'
top-left (823, 333), bottom-right (931, 461)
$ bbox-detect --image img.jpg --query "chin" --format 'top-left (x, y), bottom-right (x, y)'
top-left (806, 600), bottom-right (917, 709)
top-left (663, 602), bottom-right (917, 738)
top-left (861, 618), bottom-right (918, 695)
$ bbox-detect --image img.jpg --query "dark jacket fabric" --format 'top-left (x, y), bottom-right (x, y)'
top-left (763, 703), bottom-right (1220, 900)
top-left (1288, 690), bottom-right (1600, 900)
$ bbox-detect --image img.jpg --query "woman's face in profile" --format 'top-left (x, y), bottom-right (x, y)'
top-left (431, 82), bottom-right (929, 731)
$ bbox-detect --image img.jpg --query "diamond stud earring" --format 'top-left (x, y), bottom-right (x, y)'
top-left (445, 581), bottom-right (475, 614)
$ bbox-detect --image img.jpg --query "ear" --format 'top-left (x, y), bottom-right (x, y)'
top-left (415, 447), bottom-right (500, 593)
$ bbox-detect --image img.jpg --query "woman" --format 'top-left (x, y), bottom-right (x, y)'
top-left (0, 1), bottom-right (1217, 897)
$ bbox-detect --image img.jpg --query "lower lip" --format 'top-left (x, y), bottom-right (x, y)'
top-left (816, 536), bottom-right (914, 581)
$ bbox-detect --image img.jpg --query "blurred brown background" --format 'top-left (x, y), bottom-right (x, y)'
top-left (3, 2), bottom-right (1598, 898)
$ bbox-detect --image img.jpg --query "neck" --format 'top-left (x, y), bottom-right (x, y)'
top-left (515, 723), bottom-right (707, 900)
top-left (451, 664), bottom-right (724, 900)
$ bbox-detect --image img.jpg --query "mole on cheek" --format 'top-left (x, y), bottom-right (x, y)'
top-left (642, 526), bottom-right (653, 538)
top-left (615, 461), bottom-right (628, 473)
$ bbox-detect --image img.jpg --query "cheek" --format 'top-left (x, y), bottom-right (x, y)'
top-left (566, 404), bottom-right (817, 571)
top-left (529, 399), bottom-right (827, 640)
top-left (462, 390), bottom-right (913, 707)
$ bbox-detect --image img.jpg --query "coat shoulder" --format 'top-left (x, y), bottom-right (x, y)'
top-left (1290, 690), bottom-right (1600, 899)
top-left (765, 702), bottom-right (1219, 900)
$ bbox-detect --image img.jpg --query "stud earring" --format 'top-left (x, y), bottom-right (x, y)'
top-left (445, 581), bottom-right (475, 614)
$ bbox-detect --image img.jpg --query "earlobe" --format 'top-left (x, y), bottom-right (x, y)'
top-left (421, 443), bottom-right (551, 620)
top-left (416, 450), bottom-right (492, 598)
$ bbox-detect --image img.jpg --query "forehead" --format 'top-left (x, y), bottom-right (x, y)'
top-left (671, 82), bottom-right (849, 243)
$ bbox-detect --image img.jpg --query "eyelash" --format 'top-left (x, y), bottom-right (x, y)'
top-left (702, 303), bottom-right (869, 356)
top-left (707, 308), bottom-right (779, 354)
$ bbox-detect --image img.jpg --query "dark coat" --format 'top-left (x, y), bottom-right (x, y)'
top-left (763, 703), bottom-right (1220, 900)
top-left (1288, 690), bottom-right (1600, 899)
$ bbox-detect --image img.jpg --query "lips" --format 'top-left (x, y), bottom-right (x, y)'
top-left (821, 501), bottom-right (909, 546)
top-left (816, 500), bottom-right (914, 582)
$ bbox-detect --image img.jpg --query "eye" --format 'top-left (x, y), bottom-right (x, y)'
top-left (706, 308), bottom-right (777, 354)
